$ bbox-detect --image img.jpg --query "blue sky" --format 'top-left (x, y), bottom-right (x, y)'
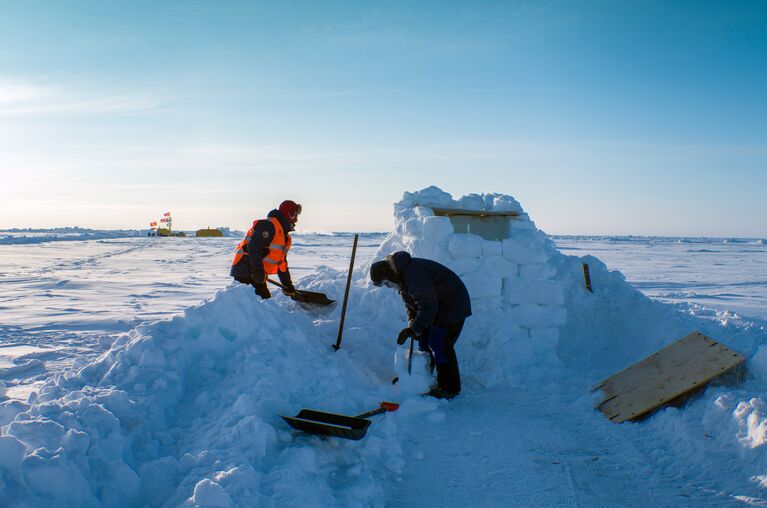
top-left (1, 1), bottom-right (765, 236)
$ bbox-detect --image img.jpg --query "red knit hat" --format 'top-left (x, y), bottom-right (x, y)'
top-left (279, 200), bottom-right (302, 224)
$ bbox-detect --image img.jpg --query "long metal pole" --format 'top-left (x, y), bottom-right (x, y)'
top-left (333, 234), bottom-right (359, 351)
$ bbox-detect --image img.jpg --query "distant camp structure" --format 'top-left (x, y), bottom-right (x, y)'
top-left (149, 211), bottom-right (184, 237)
top-left (148, 213), bottom-right (223, 238)
top-left (157, 228), bottom-right (186, 237)
top-left (196, 227), bottom-right (223, 237)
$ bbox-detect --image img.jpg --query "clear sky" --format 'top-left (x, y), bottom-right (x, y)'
top-left (1, 1), bottom-right (765, 236)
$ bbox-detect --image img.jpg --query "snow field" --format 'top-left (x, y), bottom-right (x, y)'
top-left (1, 186), bottom-right (767, 506)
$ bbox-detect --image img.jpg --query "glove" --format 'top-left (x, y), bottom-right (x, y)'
top-left (397, 327), bottom-right (417, 346)
top-left (254, 283), bottom-right (271, 300)
top-left (282, 283), bottom-right (297, 296)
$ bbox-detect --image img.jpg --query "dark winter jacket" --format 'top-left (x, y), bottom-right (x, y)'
top-left (230, 209), bottom-right (294, 287)
top-left (391, 251), bottom-right (472, 335)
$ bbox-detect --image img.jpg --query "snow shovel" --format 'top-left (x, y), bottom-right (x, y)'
top-left (281, 401), bottom-right (399, 440)
top-left (267, 278), bottom-right (335, 306)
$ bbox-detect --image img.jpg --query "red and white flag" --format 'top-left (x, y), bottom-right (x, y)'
top-left (163, 212), bottom-right (171, 217)
top-left (150, 221), bottom-right (158, 227)
top-left (160, 218), bottom-right (169, 223)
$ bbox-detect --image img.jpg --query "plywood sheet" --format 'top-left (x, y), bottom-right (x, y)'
top-left (594, 332), bottom-right (745, 423)
top-left (432, 208), bottom-right (520, 218)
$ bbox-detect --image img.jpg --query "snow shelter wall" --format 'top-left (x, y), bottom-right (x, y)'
top-left (372, 186), bottom-right (570, 386)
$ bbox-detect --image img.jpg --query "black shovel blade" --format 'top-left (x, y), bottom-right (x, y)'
top-left (281, 409), bottom-right (371, 440)
top-left (289, 290), bottom-right (335, 306)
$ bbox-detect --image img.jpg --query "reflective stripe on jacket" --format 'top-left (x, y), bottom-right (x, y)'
top-left (231, 217), bottom-right (292, 273)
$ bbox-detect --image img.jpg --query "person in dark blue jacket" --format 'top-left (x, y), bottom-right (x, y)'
top-left (371, 251), bottom-right (472, 399)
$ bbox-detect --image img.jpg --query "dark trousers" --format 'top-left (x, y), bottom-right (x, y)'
top-left (418, 320), bottom-right (465, 394)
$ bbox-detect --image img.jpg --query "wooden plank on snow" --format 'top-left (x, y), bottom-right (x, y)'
top-left (594, 331), bottom-right (745, 423)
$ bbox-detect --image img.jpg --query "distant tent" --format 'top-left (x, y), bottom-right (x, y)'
top-left (196, 228), bottom-right (224, 237)
top-left (158, 228), bottom-right (186, 237)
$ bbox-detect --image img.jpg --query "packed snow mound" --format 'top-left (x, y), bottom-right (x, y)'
top-left (2, 186), bottom-right (766, 507)
top-left (0, 285), bottom-right (430, 507)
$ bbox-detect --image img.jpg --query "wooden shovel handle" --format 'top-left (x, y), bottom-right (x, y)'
top-left (267, 278), bottom-right (293, 292)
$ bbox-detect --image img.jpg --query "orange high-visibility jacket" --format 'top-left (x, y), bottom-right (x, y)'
top-left (231, 217), bottom-right (292, 274)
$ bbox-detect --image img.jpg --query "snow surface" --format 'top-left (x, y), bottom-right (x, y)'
top-left (0, 233), bottom-right (383, 401)
top-left (555, 235), bottom-right (767, 323)
top-left (0, 228), bottom-right (145, 245)
top-left (1, 187), bottom-right (767, 507)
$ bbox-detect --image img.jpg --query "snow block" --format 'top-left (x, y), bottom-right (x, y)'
top-left (502, 236), bottom-right (548, 265)
top-left (510, 304), bottom-right (567, 328)
top-left (414, 206), bottom-right (434, 218)
top-left (459, 193), bottom-right (485, 210)
top-left (403, 218), bottom-right (422, 237)
top-left (394, 205), bottom-right (415, 222)
top-left (490, 194), bottom-right (523, 213)
top-left (510, 214), bottom-right (536, 232)
top-left (422, 216), bottom-right (453, 242)
top-left (405, 186), bottom-right (456, 209)
top-left (481, 256), bottom-right (518, 278)
top-left (413, 239), bottom-right (450, 265)
top-left (504, 279), bottom-right (565, 305)
top-left (529, 327), bottom-right (560, 343)
top-left (530, 329), bottom-right (560, 365)
top-left (482, 240), bottom-right (503, 257)
top-left (470, 296), bottom-right (504, 314)
top-left (519, 263), bottom-right (557, 280)
top-left (448, 233), bottom-right (483, 259)
top-left (447, 257), bottom-right (480, 276)
top-left (461, 271), bottom-right (502, 298)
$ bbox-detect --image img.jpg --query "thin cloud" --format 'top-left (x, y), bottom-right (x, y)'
top-left (0, 77), bottom-right (166, 116)
top-left (0, 94), bottom-right (166, 116)
top-left (0, 80), bottom-right (53, 104)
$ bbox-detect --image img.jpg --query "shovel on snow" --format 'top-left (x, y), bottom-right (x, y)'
top-left (281, 401), bottom-right (400, 440)
top-left (267, 278), bottom-right (335, 306)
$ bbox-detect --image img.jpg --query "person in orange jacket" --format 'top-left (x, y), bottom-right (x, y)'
top-left (230, 200), bottom-right (301, 299)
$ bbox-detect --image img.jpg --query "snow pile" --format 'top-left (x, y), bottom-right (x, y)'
top-left (2, 186), bottom-right (767, 506)
top-left (0, 282), bottom-right (428, 506)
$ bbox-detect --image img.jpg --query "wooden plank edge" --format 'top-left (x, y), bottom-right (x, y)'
top-left (432, 207), bottom-right (521, 218)
top-left (600, 358), bottom-right (746, 423)
top-left (593, 332), bottom-right (737, 394)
